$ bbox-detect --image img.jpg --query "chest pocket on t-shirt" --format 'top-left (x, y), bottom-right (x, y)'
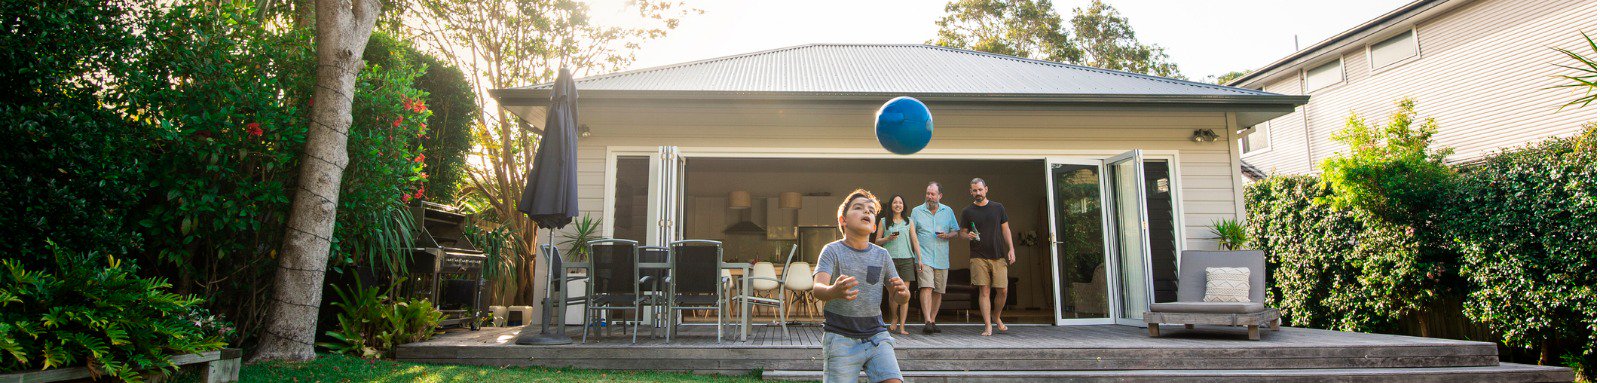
top-left (864, 266), bottom-right (882, 285)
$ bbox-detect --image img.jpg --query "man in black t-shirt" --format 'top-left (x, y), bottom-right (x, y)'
top-left (959, 178), bottom-right (1015, 336)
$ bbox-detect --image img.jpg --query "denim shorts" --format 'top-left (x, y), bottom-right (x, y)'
top-left (822, 331), bottom-right (902, 383)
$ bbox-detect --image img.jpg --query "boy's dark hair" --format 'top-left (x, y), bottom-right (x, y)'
top-left (836, 189), bottom-right (880, 225)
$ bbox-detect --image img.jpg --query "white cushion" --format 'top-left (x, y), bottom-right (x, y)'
top-left (1203, 267), bottom-right (1251, 303)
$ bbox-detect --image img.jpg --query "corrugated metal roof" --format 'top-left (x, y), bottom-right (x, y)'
top-left (509, 44), bottom-right (1281, 97)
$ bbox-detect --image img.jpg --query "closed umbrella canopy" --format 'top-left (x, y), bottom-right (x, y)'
top-left (518, 68), bottom-right (579, 230)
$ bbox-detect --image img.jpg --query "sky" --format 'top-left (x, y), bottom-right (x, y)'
top-left (587, 0), bottom-right (1414, 81)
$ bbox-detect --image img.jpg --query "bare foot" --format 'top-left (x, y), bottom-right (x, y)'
top-left (980, 326), bottom-right (993, 336)
top-left (897, 327), bottom-right (910, 335)
top-left (996, 321), bottom-right (1009, 333)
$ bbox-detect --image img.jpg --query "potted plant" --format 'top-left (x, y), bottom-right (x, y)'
top-left (1209, 219), bottom-right (1249, 250)
top-left (555, 214), bottom-right (602, 324)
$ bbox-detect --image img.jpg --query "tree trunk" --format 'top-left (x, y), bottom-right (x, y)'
top-left (252, 0), bottom-right (379, 363)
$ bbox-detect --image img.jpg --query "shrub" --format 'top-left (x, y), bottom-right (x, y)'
top-left (1245, 176), bottom-right (1439, 333)
top-left (364, 33), bottom-right (478, 202)
top-left (1317, 98), bottom-right (1455, 223)
top-left (0, 242), bottom-right (224, 381)
top-left (318, 283), bottom-right (442, 359)
top-left (1446, 126), bottom-right (1596, 368)
top-left (0, 0), bottom-right (152, 261)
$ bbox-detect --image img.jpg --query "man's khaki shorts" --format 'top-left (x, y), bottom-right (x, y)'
top-left (916, 266), bottom-right (947, 294)
top-left (969, 258), bottom-right (1009, 289)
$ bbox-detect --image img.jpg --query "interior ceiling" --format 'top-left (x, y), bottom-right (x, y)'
top-left (688, 157), bottom-right (1042, 175)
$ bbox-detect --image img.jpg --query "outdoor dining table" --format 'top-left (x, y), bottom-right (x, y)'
top-left (635, 261), bottom-right (755, 342)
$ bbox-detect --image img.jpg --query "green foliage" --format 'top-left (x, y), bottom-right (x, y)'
top-left (0, 0), bottom-right (152, 261)
top-left (364, 33), bottom-right (478, 202)
top-left (127, 5), bottom-right (314, 273)
top-left (1209, 69), bottom-right (1253, 85)
top-left (1209, 219), bottom-right (1247, 250)
top-left (929, 0), bottom-right (1183, 78)
top-left (462, 219), bottom-right (528, 303)
top-left (1445, 126), bottom-right (1596, 369)
top-left (1245, 176), bottom-right (1441, 333)
top-left (1551, 32), bottom-right (1596, 109)
top-left (1067, 0), bottom-right (1183, 78)
top-left (930, 0), bottom-right (1078, 62)
top-left (330, 31), bottom-right (432, 275)
top-left (0, 242), bottom-right (224, 381)
top-left (1250, 127), bottom-right (1596, 375)
top-left (1317, 98), bottom-right (1455, 222)
top-left (318, 283), bottom-right (442, 359)
top-left (0, 0), bottom-right (448, 349)
top-left (558, 214), bottom-right (604, 262)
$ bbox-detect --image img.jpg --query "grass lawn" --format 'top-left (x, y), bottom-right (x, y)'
top-left (241, 353), bottom-right (777, 383)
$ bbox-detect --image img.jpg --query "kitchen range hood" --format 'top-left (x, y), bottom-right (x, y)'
top-left (723, 220), bottom-right (767, 234)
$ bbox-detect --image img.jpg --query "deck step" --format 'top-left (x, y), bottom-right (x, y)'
top-left (762, 363), bottom-right (1575, 383)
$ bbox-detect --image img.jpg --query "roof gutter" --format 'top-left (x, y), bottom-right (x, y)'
top-left (490, 88), bottom-right (1308, 108)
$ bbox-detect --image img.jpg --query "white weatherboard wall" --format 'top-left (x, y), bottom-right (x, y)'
top-left (1243, 0), bottom-right (1596, 175)
top-left (532, 100), bottom-right (1245, 254)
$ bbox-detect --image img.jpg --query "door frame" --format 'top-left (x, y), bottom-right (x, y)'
top-left (602, 146), bottom-right (1187, 325)
top-left (1043, 157), bottom-right (1119, 325)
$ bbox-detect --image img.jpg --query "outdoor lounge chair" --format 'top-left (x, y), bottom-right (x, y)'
top-left (664, 240), bottom-right (728, 343)
top-left (580, 239), bottom-right (651, 344)
top-left (1144, 250), bottom-right (1281, 340)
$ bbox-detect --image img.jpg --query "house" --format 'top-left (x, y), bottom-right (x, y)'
top-left (1228, 0), bottom-right (1596, 176)
top-left (491, 43), bottom-right (1305, 326)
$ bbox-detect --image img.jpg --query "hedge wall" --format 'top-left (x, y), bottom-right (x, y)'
top-left (1246, 127), bottom-right (1596, 374)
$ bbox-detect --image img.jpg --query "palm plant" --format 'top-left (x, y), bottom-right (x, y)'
top-left (1552, 32), bottom-right (1596, 110)
top-left (1210, 219), bottom-right (1249, 251)
top-left (557, 214), bottom-right (603, 262)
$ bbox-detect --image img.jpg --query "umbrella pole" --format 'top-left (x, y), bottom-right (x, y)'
top-left (515, 228), bottom-right (571, 345)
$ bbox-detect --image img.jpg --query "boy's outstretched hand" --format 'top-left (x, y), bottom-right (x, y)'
top-left (831, 275), bottom-right (860, 301)
top-left (888, 277), bottom-right (910, 303)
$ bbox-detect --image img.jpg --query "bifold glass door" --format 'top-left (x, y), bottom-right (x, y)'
top-left (646, 146), bottom-right (685, 246)
top-left (1105, 150), bottom-right (1154, 325)
top-left (1046, 150), bottom-right (1155, 326)
top-left (1045, 159), bottom-right (1112, 324)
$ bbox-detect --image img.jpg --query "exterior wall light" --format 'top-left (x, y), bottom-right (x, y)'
top-left (578, 125), bottom-right (592, 138)
top-left (1191, 129), bottom-right (1219, 143)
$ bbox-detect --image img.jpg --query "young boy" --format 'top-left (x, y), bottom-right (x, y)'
top-left (813, 189), bottom-right (912, 383)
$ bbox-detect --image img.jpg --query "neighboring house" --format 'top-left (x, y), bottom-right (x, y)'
top-left (492, 44), bottom-right (1304, 326)
top-left (1229, 0), bottom-right (1595, 177)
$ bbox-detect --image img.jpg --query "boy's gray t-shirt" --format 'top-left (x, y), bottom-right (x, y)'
top-left (814, 240), bottom-right (899, 339)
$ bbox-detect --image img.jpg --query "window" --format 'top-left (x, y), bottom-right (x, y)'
top-left (1303, 59), bottom-right (1343, 92)
top-left (1369, 28), bottom-right (1419, 70)
top-left (1241, 122), bottom-right (1271, 155)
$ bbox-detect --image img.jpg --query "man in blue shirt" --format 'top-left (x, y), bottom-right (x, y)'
top-left (909, 182), bottom-right (960, 335)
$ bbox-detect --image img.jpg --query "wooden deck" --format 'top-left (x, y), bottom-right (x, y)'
top-left (397, 324), bottom-right (1573, 382)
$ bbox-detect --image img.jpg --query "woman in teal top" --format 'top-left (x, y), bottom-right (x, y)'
top-left (874, 195), bottom-right (922, 335)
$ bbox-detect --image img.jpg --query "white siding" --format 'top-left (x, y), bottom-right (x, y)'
top-left (1243, 0), bottom-right (1596, 174)
top-left (558, 100), bottom-right (1242, 254)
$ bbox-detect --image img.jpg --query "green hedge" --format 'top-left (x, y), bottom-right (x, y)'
top-left (1247, 127), bottom-right (1597, 374)
top-left (1446, 126), bottom-right (1596, 367)
top-left (1245, 176), bottom-right (1438, 333)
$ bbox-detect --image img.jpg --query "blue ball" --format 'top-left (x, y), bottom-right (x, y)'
top-left (874, 96), bottom-right (933, 155)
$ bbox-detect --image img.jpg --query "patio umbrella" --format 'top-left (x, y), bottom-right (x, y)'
top-left (515, 68), bottom-right (579, 345)
top-left (518, 67), bottom-right (579, 229)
